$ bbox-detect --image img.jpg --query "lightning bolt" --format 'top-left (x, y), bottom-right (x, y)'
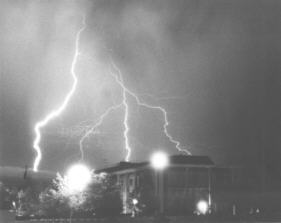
top-left (109, 62), bottom-right (191, 160)
top-left (32, 17), bottom-right (86, 172)
top-left (79, 55), bottom-right (191, 162)
top-left (78, 68), bottom-right (131, 162)
top-left (122, 87), bottom-right (131, 161)
top-left (79, 103), bottom-right (123, 161)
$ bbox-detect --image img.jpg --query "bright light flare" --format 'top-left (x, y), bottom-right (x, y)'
top-left (132, 198), bottom-right (138, 205)
top-left (196, 200), bottom-right (209, 215)
top-left (65, 164), bottom-right (91, 193)
top-left (150, 151), bottom-right (169, 170)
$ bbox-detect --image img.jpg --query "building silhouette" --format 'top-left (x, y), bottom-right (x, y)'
top-left (96, 154), bottom-right (281, 216)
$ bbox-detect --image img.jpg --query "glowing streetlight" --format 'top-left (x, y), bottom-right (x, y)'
top-left (150, 151), bottom-right (169, 170)
top-left (150, 151), bottom-right (169, 215)
top-left (65, 164), bottom-right (91, 193)
top-left (132, 198), bottom-right (138, 205)
top-left (196, 200), bottom-right (209, 215)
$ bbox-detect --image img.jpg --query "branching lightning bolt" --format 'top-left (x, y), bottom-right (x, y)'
top-left (79, 103), bottom-right (123, 161)
top-left (79, 56), bottom-right (191, 162)
top-left (78, 67), bottom-right (132, 162)
top-left (32, 17), bottom-right (86, 172)
top-left (109, 62), bottom-right (191, 160)
top-left (33, 15), bottom-right (190, 166)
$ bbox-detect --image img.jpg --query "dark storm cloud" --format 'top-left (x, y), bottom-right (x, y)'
top-left (1, 0), bottom-right (281, 173)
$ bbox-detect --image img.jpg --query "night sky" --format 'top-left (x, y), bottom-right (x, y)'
top-left (1, 0), bottom-right (281, 174)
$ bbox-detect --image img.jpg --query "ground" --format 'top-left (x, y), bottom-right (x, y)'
top-left (1, 211), bottom-right (280, 223)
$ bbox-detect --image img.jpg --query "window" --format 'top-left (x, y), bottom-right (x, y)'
top-left (128, 175), bottom-right (135, 193)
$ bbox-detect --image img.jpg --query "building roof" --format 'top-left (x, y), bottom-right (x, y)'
top-left (169, 155), bottom-right (214, 166)
top-left (95, 162), bottom-right (147, 174)
top-left (95, 155), bottom-right (214, 174)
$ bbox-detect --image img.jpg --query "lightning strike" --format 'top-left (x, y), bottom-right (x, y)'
top-left (120, 73), bottom-right (131, 162)
top-left (32, 17), bottom-right (86, 172)
top-left (109, 62), bottom-right (191, 159)
top-left (78, 68), bottom-right (131, 161)
top-left (79, 103), bottom-right (123, 161)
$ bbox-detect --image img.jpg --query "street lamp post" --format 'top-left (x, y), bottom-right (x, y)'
top-left (150, 151), bottom-right (169, 215)
top-left (65, 164), bottom-right (92, 222)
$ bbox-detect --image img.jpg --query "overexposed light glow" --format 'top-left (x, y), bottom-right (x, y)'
top-left (65, 164), bottom-right (91, 193)
top-left (132, 198), bottom-right (138, 205)
top-left (197, 200), bottom-right (208, 215)
top-left (150, 151), bottom-right (169, 170)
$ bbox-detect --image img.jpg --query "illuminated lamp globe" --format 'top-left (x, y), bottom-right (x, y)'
top-left (196, 200), bottom-right (209, 215)
top-left (132, 198), bottom-right (138, 205)
top-left (150, 151), bottom-right (169, 170)
top-left (66, 164), bottom-right (91, 193)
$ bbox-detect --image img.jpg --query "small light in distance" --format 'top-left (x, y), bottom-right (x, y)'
top-left (132, 198), bottom-right (138, 205)
top-left (150, 151), bottom-right (169, 170)
top-left (196, 200), bottom-right (209, 215)
top-left (66, 164), bottom-right (91, 193)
